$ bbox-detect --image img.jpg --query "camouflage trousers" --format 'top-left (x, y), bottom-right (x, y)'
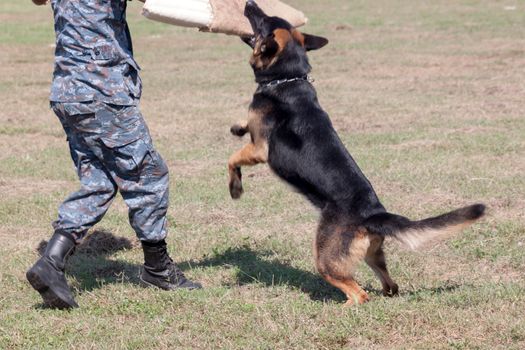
top-left (51, 101), bottom-right (169, 243)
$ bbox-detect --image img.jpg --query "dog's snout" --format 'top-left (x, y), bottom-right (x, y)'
top-left (244, 0), bottom-right (256, 16)
top-left (244, 0), bottom-right (265, 19)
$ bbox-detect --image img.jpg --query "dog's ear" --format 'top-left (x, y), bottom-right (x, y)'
top-left (241, 35), bottom-right (256, 49)
top-left (302, 33), bottom-right (328, 51)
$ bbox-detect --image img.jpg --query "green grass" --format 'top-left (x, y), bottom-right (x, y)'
top-left (0, 0), bottom-right (524, 349)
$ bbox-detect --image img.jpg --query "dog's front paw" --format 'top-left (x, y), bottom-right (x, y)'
top-left (229, 167), bottom-right (244, 199)
top-left (229, 179), bottom-right (244, 199)
top-left (230, 124), bottom-right (248, 137)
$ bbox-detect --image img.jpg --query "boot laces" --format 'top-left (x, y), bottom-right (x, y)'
top-left (169, 264), bottom-right (186, 282)
top-left (159, 250), bottom-right (187, 283)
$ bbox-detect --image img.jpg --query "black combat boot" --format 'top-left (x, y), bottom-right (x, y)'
top-left (140, 240), bottom-right (202, 290)
top-left (26, 231), bottom-right (79, 309)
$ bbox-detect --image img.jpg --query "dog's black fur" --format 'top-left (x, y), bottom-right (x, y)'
top-left (228, 0), bottom-right (485, 305)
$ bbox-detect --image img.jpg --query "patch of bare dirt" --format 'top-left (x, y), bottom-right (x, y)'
top-left (388, 139), bottom-right (442, 150)
top-left (0, 133), bottom-right (64, 161)
top-left (0, 178), bottom-right (74, 198)
top-left (0, 227), bottom-right (50, 251)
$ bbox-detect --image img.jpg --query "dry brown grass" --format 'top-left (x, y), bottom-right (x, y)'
top-left (1, 0), bottom-right (524, 349)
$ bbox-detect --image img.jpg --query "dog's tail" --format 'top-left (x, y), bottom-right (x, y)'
top-left (362, 204), bottom-right (485, 250)
top-left (230, 122), bottom-right (249, 137)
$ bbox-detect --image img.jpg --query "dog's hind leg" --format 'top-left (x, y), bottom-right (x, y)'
top-left (228, 142), bottom-right (268, 199)
top-left (315, 224), bottom-right (371, 305)
top-left (322, 274), bottom-right (370, 306)
top-left (365, 236), bottom-right (399, 297)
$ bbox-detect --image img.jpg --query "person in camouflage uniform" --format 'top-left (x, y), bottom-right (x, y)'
top-left (26, 0), bottom-right (201, 309)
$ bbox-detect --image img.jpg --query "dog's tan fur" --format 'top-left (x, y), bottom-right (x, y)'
top-left (228, 106), bottom-right (271, 198)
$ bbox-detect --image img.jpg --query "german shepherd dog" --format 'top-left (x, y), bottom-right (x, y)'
top-left (228, 0), bottom-right (485, 305)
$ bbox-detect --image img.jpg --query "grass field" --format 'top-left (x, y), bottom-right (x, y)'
top-left (1, 0), bottom-right (524, 348)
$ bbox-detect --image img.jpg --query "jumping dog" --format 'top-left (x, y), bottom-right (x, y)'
top-left (228, 0), bottom-right (485, 305)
